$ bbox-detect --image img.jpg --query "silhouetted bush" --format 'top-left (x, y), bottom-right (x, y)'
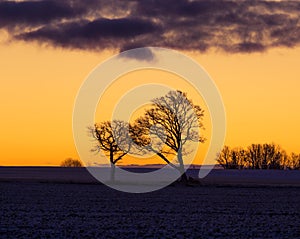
top-left (60, 158), bottom-right (83, 167)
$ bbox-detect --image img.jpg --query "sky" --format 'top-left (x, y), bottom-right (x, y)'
top-left (0, 0), bottom-right (300, 166)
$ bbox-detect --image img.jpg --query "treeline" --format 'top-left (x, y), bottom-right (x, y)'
top-left (217, 144), bottom-right (300, 170)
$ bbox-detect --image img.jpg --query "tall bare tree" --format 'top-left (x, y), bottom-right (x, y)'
top-left (132, 90), bottom-right (205, 182)
top-left (90, 120), bottom-right (132, 182)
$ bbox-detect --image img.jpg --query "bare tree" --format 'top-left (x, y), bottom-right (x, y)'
top-left (248, 143), bottom-right (286, 170)
top-left (236, 148), bottom-right (248, 169)
top-left (261, 143), bottom-right (283, 169)
top-left (90, 120), bottom-right (133, 182)
top-left (216, 146), bottom-right (232, 169)
top-left (280, 150), bottom-right (289, 170)
top-left (248, 144), bottom-right (263, 169)
top-left (60, 158), bottom-right (83, 167)
top-left (217, 146), bottom-right (246, 169)
top-left (132, 90), bottom-right (205, 182)
top-left (289, 153), bottom-right (300, 170)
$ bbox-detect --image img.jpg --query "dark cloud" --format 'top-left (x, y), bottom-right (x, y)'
top-left (231, 42), bottom-right (266, 53)
top-left (136, 0), bottom-right (240, 18)
top-left (17, 18), bottom-right (159, 50)
top-left (1, 0), bottom-right (300, 54)
top-left (0, 1), bottom-right (82, 28)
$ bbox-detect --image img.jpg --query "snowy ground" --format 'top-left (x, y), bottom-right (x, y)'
top-left (1, 167), bottom-right (300, 186)
top-left (1, 181), bottom-right (299, 238)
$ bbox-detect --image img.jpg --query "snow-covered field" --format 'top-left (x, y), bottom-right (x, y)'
top-left (0, 167), bottom-right (299, 186)
top-left (1, 182), bottom-right (299, 238)
top-left (0, 167), bottom-right (299, 238)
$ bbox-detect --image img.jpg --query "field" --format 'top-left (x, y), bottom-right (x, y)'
top-left (1, 168), bottom-right (300, 238)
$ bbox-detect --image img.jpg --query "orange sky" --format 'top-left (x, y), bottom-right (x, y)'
top-left (1, 37), bottom-right (300, 166)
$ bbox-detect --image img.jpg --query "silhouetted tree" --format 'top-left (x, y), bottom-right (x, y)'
top-left (261, 143), bottom-right (283, 169)
top-left (90, 120), bottom-right (133, 182)
top-left (132, 90), bottom-right (205, 182)
top-left (216, 146), bottom-right (232, 169)
top-left (236, 148), bottom-right (248, 169)
top-left (289, 153), bottom-right (300, 170)
top-left (217, 146), bottom-right (245, 169)
top-left (60, 158), bottom-right (83, 167)
top-left (280, 150), bottom-right (289, 170)
top-left (248, 143), bottom-right (286, 169)
top-left (248, 144), bottom-right (263, 169)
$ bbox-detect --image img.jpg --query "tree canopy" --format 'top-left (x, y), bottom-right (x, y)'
top-left (132, 90), bottom-right (205, 180)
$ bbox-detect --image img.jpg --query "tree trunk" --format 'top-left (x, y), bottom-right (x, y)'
top-left (110, 150), bottom-right (115, 183)
top-left (110, 162), bottom-right (116, 183)
top-left (177, 149), bottom-right (188, 183)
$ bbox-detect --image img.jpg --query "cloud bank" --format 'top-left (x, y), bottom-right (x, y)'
top-left (1, 0), bottom-right (300, 53)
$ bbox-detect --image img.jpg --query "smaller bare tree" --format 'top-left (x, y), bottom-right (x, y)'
top-left (90, 120), bottom-right (133, 182)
